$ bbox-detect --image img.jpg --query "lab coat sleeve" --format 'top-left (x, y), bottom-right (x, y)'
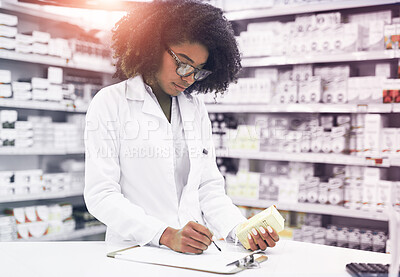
top-left (196, 98), bottom-right (247, 239)
top-left (84, 89), bottom-right (168, 246)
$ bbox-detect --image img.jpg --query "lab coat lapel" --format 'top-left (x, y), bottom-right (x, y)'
top-left (125, 76), bottom-right (166, 120)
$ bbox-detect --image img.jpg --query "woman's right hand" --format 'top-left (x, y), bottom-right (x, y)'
top-left (159, 221), bottom-right (213, 254)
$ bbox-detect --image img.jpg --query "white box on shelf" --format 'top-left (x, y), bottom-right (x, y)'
top-left (47, 67), bottom-right (63, 84)
top-left (15, 43), bottom-right (32, 54)
top-left (0, 37), bottom-right (16, 49)
top-left (376, 181), bottom-right (393, 212)
top-left (12, 81), bottom-right (32, 91)
top-left (32, 31), bottom-right (51, 44)
top-left (0, 25), bottom-right (17, 38)
top-left (0, 69), bottom-right (11, 83)
top-left (15, 34), bottom-right (34, 45)
top-left (363, 114), bottom-right (387, 157)
top-left (31, 78), bottom-right (49, 90)
top-left (381, 128), bottom-right (396, 155)
top-left (0, 13), bottom-right (18, 26)
top-left (0, 84), bottom-right (12, 98)
top-left (32, 42), bottom-right (48, 55)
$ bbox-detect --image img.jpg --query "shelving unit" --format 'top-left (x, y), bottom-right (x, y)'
top-left (0, 49), bottom-right (114, 74)
top-left (23, 225), bottom-right (106, 241)
top-left (241, 50), bottom-right (398, 67)
top-left (206, 103), bottom-right (394, 114)
top-left (0, 98), bottom-right (87, 113)
top-left (0, 189), bottom-right (83, 203)
top-left (0, 2), bottom-right (110, 242)
top-left (231, 198), bottom-right (389, 221)
top-left (220, 0), bottom-right (400, 242)
top-left (0, 147), bottom-right (84, 155)
top-left (224, 0), bottom-right (399, 20)
top-left (216, 149), bottom-right (392, 167)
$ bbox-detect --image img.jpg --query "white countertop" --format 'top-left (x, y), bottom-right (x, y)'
top-left (0, 239), bottom-right (390, 277)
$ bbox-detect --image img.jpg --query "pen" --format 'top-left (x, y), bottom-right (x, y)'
top-left (193, 220), bottom-right (222, 251)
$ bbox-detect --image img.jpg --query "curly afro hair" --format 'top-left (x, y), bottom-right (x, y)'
top-left (111, 0), bottom-right (241, 94)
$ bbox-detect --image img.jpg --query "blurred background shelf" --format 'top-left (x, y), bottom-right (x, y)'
top-left (231, 198), bottom-right (389, 221)
top-left (205, 103), bottom-right (394, 114)
top-left (216, 149), bottom-right (391, 167)
top-left (0, 147), bottom-right (84, 155)
top-left (0, 98), bottom-right (87, 112)
top-left (0, 189), bottom-right (83, 203)
top-left (241, 50), bottom-right (399, 67)
top-left (22, 225), bottom-right (106, 241)
top-left (224, 0), bottom-right (399, 20)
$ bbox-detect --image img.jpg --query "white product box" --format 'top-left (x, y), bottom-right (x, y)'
top-left (15, 34), bottom-right (34, 45)
top-left (47, 67), bottom-right (63, 84)
top-left (15, 43), bottom-right (32, 54)
top-left (396, 129), bottom-right (400, 155)
top-left (0, 25), bottom-right (17, 38)
top-left (293, 65), bottom-right (313, 82)
top-left (0, 37), bottom-right (16, 49)
top-left (375, 63), bottom-right (391, 78)
top-left (275, 81), bottom-right (298, 104)
top-left (0, 13), bottom-right (18, 26)
top-left (381, 128), bottom-right (396, 155)
top-left (362, 180), bottom-right (378, 211)
top-left (0, 84), bottom-right (12, 98)
top-left (32, 42), bottom-right (48, 55)
top-left (31, 78), bottom-right (49, 90)
top-left (0, 69), bottom-right (11, 83)
top-left (32, 89), bottom-right (47, 101)
top-left (368, 20), bottom-right (385, 51)
top-left (12, 81), bottom-right (32, 91)
top-left (363, 114), bottom-right (387, 157)
top-left (32, 31), bottom-right (51, 44)
top-left (376, 181), bottom-right (393, 212)
top-left (13, 91), bottom-right (32, 101)
top-left (15, 138), bottom-right (33, 148)
top-left (0, 110), bottom-right (18, 126)
top-left (315, 12), bottom-right (341, 31)
top-left (47, 85), bottom-right (63, 101)
top-left (298, 76), bottom-right (322, 103)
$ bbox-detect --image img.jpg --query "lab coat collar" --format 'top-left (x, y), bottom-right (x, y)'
top-left (126, 75), bottom-right (196, 122)
top-left (125, 75), bottom-right (147, 101)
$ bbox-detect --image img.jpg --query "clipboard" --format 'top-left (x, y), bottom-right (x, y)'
top-left (107, 244), bottom-right (268, 274)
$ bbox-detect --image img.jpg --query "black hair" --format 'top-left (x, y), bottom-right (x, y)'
top-left (111, 0), bottom-right (241, 94)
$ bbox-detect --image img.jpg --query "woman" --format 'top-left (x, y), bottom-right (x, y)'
top-left (84, 0), bottom-right (279, 254)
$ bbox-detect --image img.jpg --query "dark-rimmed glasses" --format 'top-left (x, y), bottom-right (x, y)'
top-left (167, 48), bottom-right (212, 81)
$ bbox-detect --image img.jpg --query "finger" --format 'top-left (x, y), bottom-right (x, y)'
top-left (190, 221), bottom-right (213, 241)
top-left (183, 225), bottom-right (212, 246)
top-left (184, 236), bottom-right (209, 251)
top-left (266, 226), bottom-right (280, 242)
top-left (181, 244), bottom-right (204, 254)
top-left (259, 226), bottom-right (276, 248)
top-left (251, 228), bottom-right (267, 250)
top-left (247, 233), bottom-right (258, 251)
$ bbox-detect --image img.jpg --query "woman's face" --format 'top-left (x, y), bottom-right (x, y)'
top-left (154, 42), bottom-right (209, 97)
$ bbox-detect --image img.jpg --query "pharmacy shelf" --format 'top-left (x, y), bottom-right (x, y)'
top-left (0, 0), bottom-right (85, 29)
top-left (0, 98), bottom-right (87, 113)
top-left (231, 198), bottom-right (389, 221)
top-left (0, 189), bottom-right (83, 203)
top-left (206, 103), bottom-right (393, 114)
top-left (241, 50), bottom-right (398, 67)
top-left (23, 225), bottom-right (107, 241)
top-left (0, 147), bottom-right (84, 155)
top-left (0, 49), bottom-right (114, 74)
top-left (225, 0), bottom-right (399, 21)
top-left (216, 149), bottom-right (391, 167)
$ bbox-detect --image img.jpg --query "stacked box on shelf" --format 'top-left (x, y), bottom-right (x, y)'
top-left (0, 110), bottom-right (17, 147)
top-left (0, 215), bottom-right (17, 241)
top-left (0, 69), bottom-right (12, 98)
top-left (4, 203), bottom-right (75, 240)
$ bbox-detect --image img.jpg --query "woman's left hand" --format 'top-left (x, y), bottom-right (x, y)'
top-left (247, 226), bottom-right (279, 251)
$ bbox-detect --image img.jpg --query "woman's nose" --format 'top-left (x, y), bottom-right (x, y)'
top-left (180, 73), bottom-right (195, 85)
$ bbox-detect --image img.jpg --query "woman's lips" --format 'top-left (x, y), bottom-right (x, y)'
top-left (173, 83), bottom-right (187, 91)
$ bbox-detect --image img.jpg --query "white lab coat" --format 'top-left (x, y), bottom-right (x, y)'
top-left (84, 75), bottom-right (246, 246)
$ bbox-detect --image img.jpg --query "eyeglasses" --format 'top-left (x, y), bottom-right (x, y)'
top-left (167, 48), bottom-right (212, 81)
